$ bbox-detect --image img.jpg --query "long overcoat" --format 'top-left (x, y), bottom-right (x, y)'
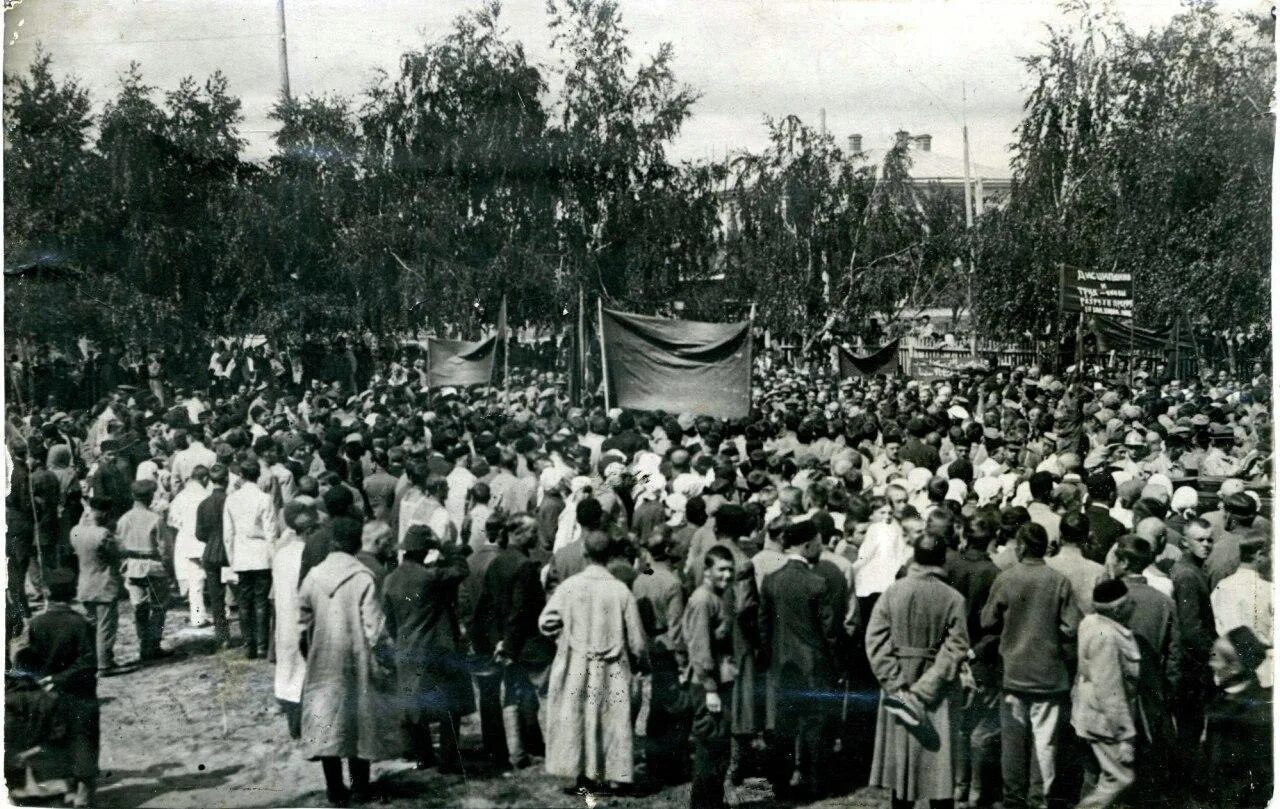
top-left (865, 564), bottom-right (969, 802)
top-left (272, 536), bottom-right (306, 703)
top-left (539, 564), bottom-right (648, 783)
top-left (298, 552), bottom-right (404, 761)
top-left (381, 548), bottom-right (475, 722)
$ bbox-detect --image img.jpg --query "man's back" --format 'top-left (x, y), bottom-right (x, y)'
top-left (116, 505), bottom-right (163, 579)
top-left (981, 559), bottom-right (1080, 694)
top-left (70, 524), bottom-right (122, 603)
top-left (1084, 505), bottom-right (1124, 562)
top-left (760, 559), bottom-right (835, 681)
top-left (18, 605), bottom-right (96, 697)
top-left (1047, 546), bottom-right (1105, 614)
top-left (632, 561), bottom-right (683, 650)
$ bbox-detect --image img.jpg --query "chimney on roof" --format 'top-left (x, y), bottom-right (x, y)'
top-left (895, 129), bottom-right (911, 148)
top-left (914, 134), bottom-right (932, 152)
top-left (847, 134), bottom-right (862, 154)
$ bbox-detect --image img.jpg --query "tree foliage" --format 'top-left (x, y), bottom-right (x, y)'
top-left (721, 115), bottom-right (966, 334)
top-left (4, 1), bottom-right (714, 348)
top-left (973, 1), bottom-right (1273, 335)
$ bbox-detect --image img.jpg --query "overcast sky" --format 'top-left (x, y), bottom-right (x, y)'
top-left (3, 0), bottom-right (1265, 169)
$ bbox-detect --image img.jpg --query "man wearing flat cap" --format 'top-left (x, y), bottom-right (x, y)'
top-left (69, 496), bottom-right (125, 675)
top-left (1210, 529), bottom-right (1272, 688)
top-left (759, 519), bottom-right (838, 799)
top-left (1071, 579), bottom-right (1140, 809)
top-left (115, 478), bottom-right (171, 663)
top-left (383, 523), bottom-right (473, 772)
top-left (1204, 626), bottom-right (1273, 806)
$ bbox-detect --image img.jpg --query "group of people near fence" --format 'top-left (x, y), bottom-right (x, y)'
top-left (3, 346), bottom-right (1273, 809)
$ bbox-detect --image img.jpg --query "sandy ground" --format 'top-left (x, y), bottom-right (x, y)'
top-left (14, 604), bottom-right (890, 809)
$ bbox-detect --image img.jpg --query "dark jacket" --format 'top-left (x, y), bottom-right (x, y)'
top-left (946, 547), bottom-right (1002, 685)
top-left (899, 437), bottom-right (940, 472)
top-left (1084, 505), bottom-right (1125, 564)
top-left (298, 522), bottom-right (335, 587)
top-left (381, 547), bottom-right (474, 720)
top-left (1205, 679), bottom-right (1273, 807)
top-left (535, 493), bottom-right (565, 553)
top-left (981, 558), bottom-right (1080, 695)
top-left (195, 486), bottom-right (229, 568)
top-left (13, 604), bottom-right (96, 698)
top-left (471, 546), bottom-right (554, 668)
top-left (459, 543), bottom-right (501, 630)
top-left (1122, 574), bottom-right (1182, 701)
top-left (759, 558), bottom-right (837, 730)
top-left (1170, 556), bottom-right (1214, 674)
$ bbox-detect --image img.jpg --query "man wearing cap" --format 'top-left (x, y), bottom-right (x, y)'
top-left (1113, 535), bottom-right (1181, 787)
top-left (69, 496), bottom-right (125, 675)
top-left (116, 479), bottom-right (171, 663)
top-left (1204, 627), bottom-right (1273, 806)
top-left (1071, 579), bottom-right (1140, 809)
top-left (899, 417), bottom-right (940, 473)
top-left (1204, 490), bottom-right (1269, 587)
top-left (1210, 530), bottom-right (1272, 688)
top-left (222, 459), bottom-right (278, 659)
top-left (759, 519), bottom-right (838, 799)
top-left (8, 567), bottom-right (100, 807)
top-left (196, 464), bottom-right (233, 648)
top-left (474, 515), bottom-right (555, 772)
top-left (632, 524), bottom-right (688, 784)
top-left (539, 526), bottom-right (648, 793)
top-left (383, 524), bottom-right (473, 772)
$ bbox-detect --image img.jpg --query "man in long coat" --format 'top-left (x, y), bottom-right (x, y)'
top-left (865, 530), bottom-right (970, 809)
top-left (538, 529), bottom-right (648, 793)
top-left (299, 518), bottom-right (403, 806)
top-left (382, 525), bottom-right (473, 772)
top-left (759, 519), bottom-right (838, 799)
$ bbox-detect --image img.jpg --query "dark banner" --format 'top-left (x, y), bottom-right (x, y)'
top-left (1062, 265), bottom-right (1134, 320)
top-left (1088, 315), bottom-right (1198, 353)
top-left (600, 307), bottom-right (751, 419)
top-left (427, 336), bottom-right (496, 388)
top-left (838, 339), bottom-right (900, 377)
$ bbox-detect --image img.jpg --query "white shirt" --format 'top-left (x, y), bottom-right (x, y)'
top-left (445, 466), bottom-right (477, 530)
top-left (222, 481), bottom-right (278, 572)
top-left (168, 480), bottom-right (209, 560)
top-left (852, 521), bottom-right (910, 598)
top-left (171, 441), bottom-right (217, 485)
top-left (1212, 566), bottom-right (1274, 687)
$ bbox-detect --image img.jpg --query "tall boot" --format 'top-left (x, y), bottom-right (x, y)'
top-left (135, 605), bottom-right (154, 661)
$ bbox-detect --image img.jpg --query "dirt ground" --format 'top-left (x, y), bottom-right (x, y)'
top-left (24, 605), bottom-right (890, 809)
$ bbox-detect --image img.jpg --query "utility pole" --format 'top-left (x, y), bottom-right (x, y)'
top-left (962, 83), bottom-right (976, 358)
top-left (276, 0), bottom-right (292, 102)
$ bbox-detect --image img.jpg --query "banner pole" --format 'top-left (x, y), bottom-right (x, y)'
top-left (502, 295), bottom-right (510, 408)
top-left (578, 285), bottom-right (587, 403)
top-left (597, 297), bottom-right (610, 411)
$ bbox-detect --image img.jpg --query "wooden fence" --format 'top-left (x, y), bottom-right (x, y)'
top-left (899, 338), bottom-right (1203, 380)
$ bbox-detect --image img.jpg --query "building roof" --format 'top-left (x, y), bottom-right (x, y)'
top-left (859, 148), bottom-right (1010, 184)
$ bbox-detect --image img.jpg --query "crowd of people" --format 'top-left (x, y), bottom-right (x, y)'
top-left (3, 344), bottom-right (1274, 809)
